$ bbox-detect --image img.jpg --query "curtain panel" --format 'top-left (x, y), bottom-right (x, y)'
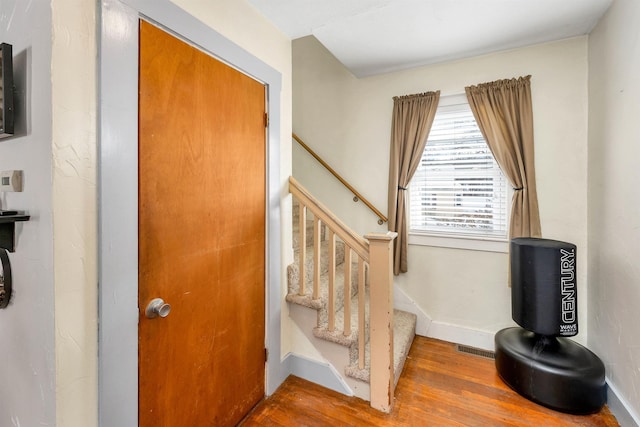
top-left (465, 76), bottom-right (541, 239)
top-left (388, 91), bottom-right (440, 275)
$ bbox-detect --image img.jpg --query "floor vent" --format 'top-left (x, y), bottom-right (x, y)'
top-left (456, 344), bottom-right (495, 360)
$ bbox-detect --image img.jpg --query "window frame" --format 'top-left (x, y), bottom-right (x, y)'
top-left (408, 94), bottom-right (512, 253)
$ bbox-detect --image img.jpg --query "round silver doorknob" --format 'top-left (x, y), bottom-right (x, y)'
top-left (145, 298), bottom-right (171, 319)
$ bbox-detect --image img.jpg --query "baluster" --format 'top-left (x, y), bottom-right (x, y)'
top-left (358, 257), bottom-right (365, 369)
top-left (328, 229), bottom-right (336, 332)
top-left (313, 216), bottom-right (321, 300)
top-left (298, 201), bottom-right (306, 296)
top-left (343, 246), bottom-right (352, 336)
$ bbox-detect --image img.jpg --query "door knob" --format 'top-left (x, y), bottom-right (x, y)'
top-left (145, 298), bottom-right (171, 319)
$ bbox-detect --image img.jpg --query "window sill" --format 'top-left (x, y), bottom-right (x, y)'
top-left (408, 232), bottom-right (509, 253)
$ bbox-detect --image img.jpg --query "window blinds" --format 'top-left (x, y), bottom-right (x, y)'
top-left (409, 102), bottom-right (509, 238)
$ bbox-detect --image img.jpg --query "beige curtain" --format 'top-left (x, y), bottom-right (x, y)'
top-left (465, 75), bottom-right (541, 238)
top-left (388, 91), bottom-right (440, 275)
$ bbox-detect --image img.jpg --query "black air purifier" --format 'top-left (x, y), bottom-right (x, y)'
top-left (495, 238), bottom-right (606, 414)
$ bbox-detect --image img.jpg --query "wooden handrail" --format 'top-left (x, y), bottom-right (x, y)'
top-left (289, 176), bottom-right (398, 413)
top-left (292, 133), bottom-right (388, 224)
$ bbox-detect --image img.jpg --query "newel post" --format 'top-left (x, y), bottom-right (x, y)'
top-left (365, 231), bottom-right (398, 413)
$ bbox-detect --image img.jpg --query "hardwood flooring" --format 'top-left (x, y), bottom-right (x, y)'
top-left (241, 337), bottom-right (619, 426)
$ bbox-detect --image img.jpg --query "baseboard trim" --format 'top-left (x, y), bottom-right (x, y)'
top-left (393, 284), bottom-right (432, 336)
top-left (606, 377), bottom-right (640, 427)
top-left (282, 352), bottom-right (354, 397)
top-left (426, 321), bottom-right (495, 351)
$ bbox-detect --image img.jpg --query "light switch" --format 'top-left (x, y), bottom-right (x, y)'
top-left (0, 170), bottom-right (22, 192)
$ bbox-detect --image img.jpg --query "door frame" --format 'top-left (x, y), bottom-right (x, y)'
top-left (98, 1), bottom-right (285, 426)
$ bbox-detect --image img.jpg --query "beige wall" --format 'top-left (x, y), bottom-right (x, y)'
top-left (293, 36), bottom-right (590, 348)
top-left (588, 0), bottom-right (640, 422)
top-left (52, 1), bottom-right (98, 425)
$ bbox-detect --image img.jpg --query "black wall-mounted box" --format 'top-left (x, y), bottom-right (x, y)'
top-left (0, 43), bottom-right (14, 139)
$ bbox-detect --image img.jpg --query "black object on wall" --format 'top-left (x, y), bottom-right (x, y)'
top-left (495, 238), bottom-right (606, 415)
top-left (0, 248), bottom-right (11, 308)
top-left (0, 42), bottom-right (14, 139)
top-left (0, 213), bottom-right (30, 308)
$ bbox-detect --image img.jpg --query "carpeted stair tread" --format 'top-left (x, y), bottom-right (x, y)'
top-left (285, 291), bottom-right (325, 310)
top-left (292, 217), bottom-right (326, 250)
top-left (289, 196), bottom-right (417, 395)
top-left (286, 257), bottom-right (361, 314)
top-left (286, 262), bottom-right (347, 311)
top-left (292, 199), bottom-right (327, 249)
top-left (285, 256), bottom-right (358, 312)
top-left (344, 309), bottom-right (417, 385)
top-left (287, 240), bottom-right (346, 295)
top-left (313, 289), bottom-right (370, 347)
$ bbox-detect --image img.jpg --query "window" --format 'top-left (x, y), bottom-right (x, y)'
top-left (409, 95), bottom-right (510, 249)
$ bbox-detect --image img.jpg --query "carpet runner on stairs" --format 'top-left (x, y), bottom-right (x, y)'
top-left (288, 203), bottom-right (417, 390)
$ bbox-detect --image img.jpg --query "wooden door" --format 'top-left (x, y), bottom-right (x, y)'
top-left (138, 21), bottom-right (266, 427)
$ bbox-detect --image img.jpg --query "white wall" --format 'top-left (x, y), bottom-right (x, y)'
top-left (293, 36), bottom-right (590, 349)
top-left (0, 1), bottom-right (56, 426)
top-left (588, 0), bottom-right (640, 423)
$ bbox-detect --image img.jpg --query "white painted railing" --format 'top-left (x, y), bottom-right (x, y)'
top-left (289, 176), bottom-right (397, 412)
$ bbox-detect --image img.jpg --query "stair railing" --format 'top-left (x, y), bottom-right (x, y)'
top-left (292, 133), bottom-right (388, 225)
top-left (289, 176), bottom-right (398, 412)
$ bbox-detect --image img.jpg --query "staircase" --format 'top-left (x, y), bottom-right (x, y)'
top-left (288, 177), bottom-right (417, 412)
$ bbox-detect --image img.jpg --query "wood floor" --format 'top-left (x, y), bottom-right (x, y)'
top-left (242, 337), bottom-right (619, 426)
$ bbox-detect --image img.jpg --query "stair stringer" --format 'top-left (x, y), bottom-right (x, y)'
top-left (288, 303), bottom-right (371, 400)
top-left (283, 351), bottom-right (353, 396)
top-left (393, 283), bottom-right (432, 337)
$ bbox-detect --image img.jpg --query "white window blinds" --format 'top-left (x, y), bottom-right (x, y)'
top-left (409, 100), bottom-right (510, 239)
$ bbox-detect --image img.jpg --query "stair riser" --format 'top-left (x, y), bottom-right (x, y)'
top-left (314, 291), bottom-right (370, 347)
top-left (344, 310), bottom-right (417, 385)
top-left (288, 251), bottom-right (368, 294)
top-left (288, 258), bottom-right (363, 311)
top-left (316, 266), bottom-right (364, 328)
top-left (292, 220), bottom-right (326, 250)
top-left (288, 242), bottom-right (346, 294)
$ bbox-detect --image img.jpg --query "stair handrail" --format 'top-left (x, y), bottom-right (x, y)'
top-left (290, 176), bottom-right (369, 262)
top-left (289, 176), bottom-right (398, 413)
top-left (292, 133), bottom-right (388, 225)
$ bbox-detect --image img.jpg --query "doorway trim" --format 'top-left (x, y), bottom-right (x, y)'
top-left (98, 1), bottom-right (284, 426)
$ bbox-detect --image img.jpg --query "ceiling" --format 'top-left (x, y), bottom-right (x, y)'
top-left (246, 0), bottom-right (612, 77)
